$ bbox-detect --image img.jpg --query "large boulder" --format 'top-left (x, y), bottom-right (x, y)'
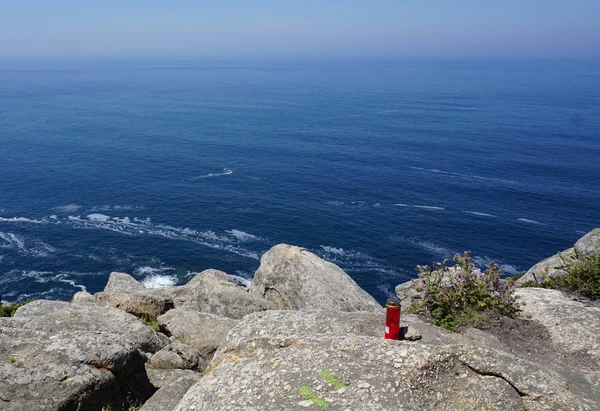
top-left (141, 373), bottom-right (200, 411)
top-left (175, 310), bottom-right (600, 410)
top-left (93, 272), bottom-right (174, 318)
top-left (147, 342), bottom-right (206, 372)
top-left (157, 309), bottom-right (239, 357)
top-left (516, 287), bottom-right (600, 363)
top-left (164, 269), bottom-right (275, 319)
top-left (249, 244), bottom-right (382, 312)
top-left (517, 228), bottom-right (599, 285)
top-left (0, 300), bottom-right (169, 411)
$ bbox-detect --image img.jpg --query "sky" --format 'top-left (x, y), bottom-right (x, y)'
top-left (0, 0), bottom-right (599, 59)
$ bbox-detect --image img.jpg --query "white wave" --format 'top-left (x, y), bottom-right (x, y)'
top-left (0, 216), bottom-right (49, 224)
top-left (63, 214), bottom-right (259, 260)
top-left (53, 204), bottom-right (81, 213)
top-left (191, 168), bottom-right (233, 179)
top-left (0, 232), bottom-right (55, 257)
top-left (142, 274), bottom-right (178, 289)
top-left (393, 204), bottom-right (445, 211)
top-left (54, 273), bottom-right (86, 291)
top-left (394, 237), bottom-right (454, 259)
top-left (87, 213), bottom-right (111, 222)
top-left (463, 211), bottom-right (497, 218)
top-left (134, 266), bottom-right (174, 276)
top-left (318, 245), bottom-right (402, 279)
top-left (89, 205), bottom-right (142, 212)
top-left (517, 218), bottom-right (545, 226)
top-left (226, 229), bottom-right (262, 242)
top-left (0, 232), bottom-right (26, 251)
top-left (324, 200), bottom-right (344, 206)
top-left (410, 167), bottom-right (517, 185)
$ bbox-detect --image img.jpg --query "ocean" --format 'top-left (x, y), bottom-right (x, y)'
top-left (1, 58), bottom-right (599, 304)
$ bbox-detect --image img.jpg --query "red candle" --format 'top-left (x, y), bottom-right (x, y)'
top-left (384, 298), bottom-right (401, 340)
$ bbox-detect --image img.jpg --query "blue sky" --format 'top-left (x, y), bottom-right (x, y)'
top-left (1, 1), bottom-right (599, 59)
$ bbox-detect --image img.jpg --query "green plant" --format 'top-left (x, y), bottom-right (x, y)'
top-left (520, 253), bottom-right (600, 299)
top-left (8, 356), bottom-right (16, 363)
top-left (414, 252), bottom-right (518, 331)
top-left (0, 300), bottom-right (34, 317)
top-left (140, 313), bottom-right (160, 332)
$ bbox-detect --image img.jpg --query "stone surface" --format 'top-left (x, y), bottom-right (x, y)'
top-left (146, 368), bottom-right (201, 389)
top-left (71, 290), bottom-right (94, 304)
top-left (141, 374), bottom-right (201, 411)
top-left (249, 244), bottom-right (382, 312)
top-left (516, 227), bottom-right (599, 285)
top-left (516, 287), bottom-right (600, 363)
top-left (395, 279), bottom-right (423, 311)
top-left (158, 309), bottom-right (239, 357)
top-left (148, 342), bottom-right (206, 371)
top-left (93, 272), bottom-right (174, 318)
top-left (0, 300), bottom-right (168, 410)
top-left (175, 310), bottom-right (600, 410)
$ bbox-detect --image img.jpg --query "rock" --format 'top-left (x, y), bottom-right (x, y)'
top-left (146, 368), bottom-right (201, 389)
top-left (516, 248), bottom-right (575, 285)
top-left (0, 300), bottom-right (169, 410)
top-left (249, 244), bottom-right (382, 312)
top-left (158, 309), bottom-right (239, 357)
top-left (104, 271), bottom-right (146, 293)
top-left (141, 374), bottom-right (200, 411)
top-left (148, 342), bottom-right (206, 371)
top-left (574, 227), bottom-right (600, 256)
top-left (517, 227), bottom-right (599, 285)
top-left (170, 269), bottom-right (275, 319)
top-left (401, 326), bottom-right (422, 341)
top-left (93, 272), bottom-right (174, 318)
top-left (174, 310), bottom-right (600, 410)
top-left (395, 279), bottom-right (423, 311)
top-left (71, 290), bottom-right (94, 304)
top-left (94, 291), bottom-right (174, 318)
top-left (516, 287), bottom-right (600, 363)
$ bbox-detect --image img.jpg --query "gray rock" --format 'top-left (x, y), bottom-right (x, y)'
top-left (174, 310), bottom-right (600, 411)
top-left (158, 309), bottom-right (239, 357)
top-left (574, 227), bottom-right (600, 256)
top-left (94, 291), bottom-right (174, 318)
top-left (104, 271), bottom-right (146, 294)
top-left (148, 342), bottom-right (206, 371)
top-left (71, 290), bottom-right (94, 304)
top-left (401, 326), bottom-right (422, 341)
top-left (517, 227), bottom-right (599, 285)
top-left (249, 244), bottom-right (382, 312)
top-left (141, 374), bottom-right (200, 411)
top-left (146, 368), bottom-right (201, 389)
top-left (516, 248), bottom-right (574, 285)
top-left (395, 279), bottom-right (423, 311)
top-left (0, 300), bottom-right (169, 410)
top-left (167, 269), bottom-right (275, 319)
top-left (516, 287), bottom-right (600, 362)
top-left (93, 272), bottom-right (174, 318)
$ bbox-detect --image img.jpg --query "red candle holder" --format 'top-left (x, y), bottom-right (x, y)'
top-left (384, 298), bottom-right (401, 340)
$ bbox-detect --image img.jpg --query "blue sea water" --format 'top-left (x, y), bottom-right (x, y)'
top-left (0, 59), bottom-right (599, 303)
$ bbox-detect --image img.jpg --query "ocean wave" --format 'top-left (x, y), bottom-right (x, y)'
top-left (2, 270), bottom-right (86, 293)
top-left (393, 237), bottom-right (454, 259)
top-left (393, 204), bottom-right (445, 211)
top-left (89, 205), bottom-right (143, 212)
top-left (0, 232), bottom-right (55, 257)
top-left (473, 255), bottom-right (519, 275)
top-left (226, 229), bottom-right (262, 242)
top-left (0, 216), bottom-right (50, 224)
top-left (410, 167), bottom-right (517, 185)
top-left (141, 274), bottom-right (178, 289)
top-left (318, 245), bottom-right (402, 280)
top-left (517, 218), bottom-right (546, 226)
top-left (191, 168), bottom-right (233, 179)
top-left (463, 211), bottom-right (497, 218)
top-left (53, 204), bottom-right (81, 213)
top-left (63, 214), bottom-right (260, 260)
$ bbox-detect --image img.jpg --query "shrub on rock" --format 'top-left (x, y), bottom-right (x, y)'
top-left (413, 252), bottom-right (518, 330)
